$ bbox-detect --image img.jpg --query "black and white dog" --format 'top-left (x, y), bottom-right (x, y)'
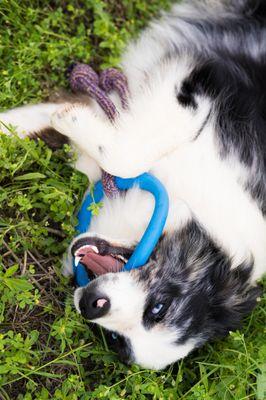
top-left (1, 0), bottom-right (265, 370)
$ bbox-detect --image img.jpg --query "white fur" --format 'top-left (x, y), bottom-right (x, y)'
top-left (128, 330), bottom-right (196, 370)
top-left (91, 273), bottom-right (146, 332)
top-left (50, 59), bottom-right (211, 178)
top-left (0, 103), bottom-right (60, 136)
top-left (74, 287), bottom-right (83, 313)
top-left (74, 150), bottom-right (101, 182)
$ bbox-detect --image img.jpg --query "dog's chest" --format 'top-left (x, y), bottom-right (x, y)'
top-left (90, 125), bottom-right (266, 280)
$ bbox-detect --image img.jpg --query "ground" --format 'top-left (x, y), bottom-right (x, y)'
top-left (0, 1), bottom-right (265, 399)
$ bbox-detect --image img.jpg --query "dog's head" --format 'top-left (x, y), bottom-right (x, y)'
top-left (73, 221), bottom-right (260, 370)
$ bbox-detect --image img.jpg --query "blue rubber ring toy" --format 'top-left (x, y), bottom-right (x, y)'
top-left (73, 173), bottom-right (169, 287)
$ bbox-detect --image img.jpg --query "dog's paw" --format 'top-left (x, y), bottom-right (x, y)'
top-left (51, 104), bottom-right (92, 139)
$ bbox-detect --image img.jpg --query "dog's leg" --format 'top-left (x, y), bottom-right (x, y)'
top-left (0, 103), bottom-right (102, 181)
top-left (51, 103), bottom-right (166, 177)
top-left (0, 103), bottom-right (61, 137)
top-left (51, 88), bottom-right (211, 178)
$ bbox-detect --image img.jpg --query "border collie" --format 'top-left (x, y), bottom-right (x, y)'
top-left (1, 0), bottom-right (265, 370)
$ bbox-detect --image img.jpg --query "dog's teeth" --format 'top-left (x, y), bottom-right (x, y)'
top-left (115, 255), bottom-right (127, 263)
top-left (75, 256), bottom-right (82, 267)
top-left (90, 245), bottom-right (99, 253)
top-left (73, 245), bottom-right (99, 266)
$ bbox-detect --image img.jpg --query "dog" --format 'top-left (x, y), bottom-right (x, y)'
top-left (1, 0), bottom-right (265, 370)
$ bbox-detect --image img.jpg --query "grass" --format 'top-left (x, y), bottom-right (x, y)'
top-left (0, 1), bottom-right (265, 399)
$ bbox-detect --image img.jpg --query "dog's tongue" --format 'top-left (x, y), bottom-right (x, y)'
top-left (76, 247), bottom-right (124, 276)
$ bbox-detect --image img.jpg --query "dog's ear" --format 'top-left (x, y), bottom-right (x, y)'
top-left (206, 261), bottom-right (261, 338)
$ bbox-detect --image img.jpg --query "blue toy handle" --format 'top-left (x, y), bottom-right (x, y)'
top-left (73, 173), bottom-right (169, 287)
top-left (74, 180), bottom-right (104, 287)
top-left (115, 174), bottom-right (169, 270)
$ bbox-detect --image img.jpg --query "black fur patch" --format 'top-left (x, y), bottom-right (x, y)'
top-left (176, 80), bottom-right (198, 109)
top-left (30, 128), bottom-right (69, 150)
top-left (105, 331), bottom-right (134, 365)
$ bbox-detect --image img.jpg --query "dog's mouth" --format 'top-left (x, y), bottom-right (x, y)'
top-left (71, 237), bottom-right (134, 278)
top-left (75, 246), bottom-right (126, 275)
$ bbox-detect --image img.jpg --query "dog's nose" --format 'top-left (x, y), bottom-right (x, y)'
top-left (79, 288), bottom-right (110, 320)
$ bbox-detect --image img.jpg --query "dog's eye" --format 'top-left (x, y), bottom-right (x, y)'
top-left (143, 299), bottom-right (172, 326)
top-left (151, 303), bottom-right (164, 315)
top-left (111, 332), bottom-right (118, 340)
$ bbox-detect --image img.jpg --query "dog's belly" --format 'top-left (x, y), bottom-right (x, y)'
top-left (90, 125), bottom-right (266, 281)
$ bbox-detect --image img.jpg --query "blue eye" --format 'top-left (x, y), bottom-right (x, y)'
top-left (111, 332), bottom-right (118, 340)
top-left (151, 303), bottom-right (164, 315)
